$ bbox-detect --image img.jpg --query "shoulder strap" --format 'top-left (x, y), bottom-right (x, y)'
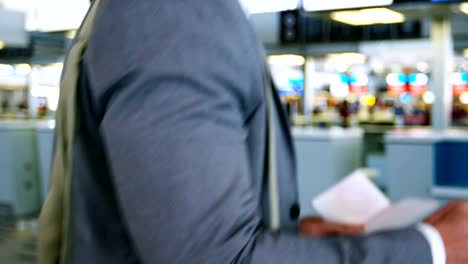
top-left (264, 62), bottom-right (281, 232)
top-left (38, 1), bottom-right (101, 263)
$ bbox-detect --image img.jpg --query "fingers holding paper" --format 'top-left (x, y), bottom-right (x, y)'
top-left (299, 217), bottom-right (365, 237)
top-left (424, 201), bottom-right (459, 224)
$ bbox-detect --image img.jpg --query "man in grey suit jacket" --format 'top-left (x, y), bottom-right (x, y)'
top-left (41, 0), bottom-right (468, 263)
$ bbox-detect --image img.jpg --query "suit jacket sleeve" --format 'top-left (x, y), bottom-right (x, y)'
top-left (87, 1), bottom-right (433, 263)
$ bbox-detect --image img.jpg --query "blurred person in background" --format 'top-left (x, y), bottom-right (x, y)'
top-left (39, 0), bottom-right (468, 263)
top-left (338, 101), bottom-right (350, 128)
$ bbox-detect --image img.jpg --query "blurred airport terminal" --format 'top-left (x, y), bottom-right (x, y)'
top-left (0, 0), bottom-right (467, 262)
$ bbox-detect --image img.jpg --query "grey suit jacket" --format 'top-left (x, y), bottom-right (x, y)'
top-left (71, 0), bottom-right (432, 263)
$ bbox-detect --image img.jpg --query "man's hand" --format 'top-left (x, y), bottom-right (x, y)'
top-left (300, 217), bottom-right (364, 237)
top-left (425, 201), bottom-right (468, 264)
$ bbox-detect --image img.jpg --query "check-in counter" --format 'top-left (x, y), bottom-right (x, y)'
top-left (0, 121), bottom-right (42, 217)
top-left (293, 127), bottom-right (364, 217)
top-left (36, 120), bottom-right (55, 202)
top-left (385, 129), bottom-right (468, 201)
top-left (0, 120), bottom-right (55, 217)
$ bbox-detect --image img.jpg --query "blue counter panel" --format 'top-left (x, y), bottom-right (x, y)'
top-left (435, 142), bottom-right (468, 188)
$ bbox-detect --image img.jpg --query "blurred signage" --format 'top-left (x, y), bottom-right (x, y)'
top-left (408, 73), bottom-right (429, 96)
top-left (451, 72), bottom-right (468, 96)
top-left (329, 22), bottom-right (363, 42)
top-left (369, 24), bottom-right (392, 40)
top-left (453, 85), bottom-right (468, 97)
top-left (303, 19), bottom-right (423, 44)
top-left (276, 77), bottom-right (305, 96)
top-left (280, 10), bottom-right (302, 44)
top-left (408, 85), bottom-right (428, 96)
top-left (348, 74), bottom-right (368, 95)
top-left (397, 21), bottom-right (423, 39)
top-left (386, 73), bottom-right (430, 96)
top-left (269, 63), bottom-right (305, 97)
top-left (335, 74), bottom-right (368, 95)
top-left (388, 85), bottom-right (407, 96)
top-left (386, 73), bottom-right (407, 96)
top-left (349, 85), bottom-right (367, 94)
top-left (303, 0), bottom-right (393, 11)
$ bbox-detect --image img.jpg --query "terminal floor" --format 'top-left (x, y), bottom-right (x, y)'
top-left (0, 209), bottom-right (37, 264)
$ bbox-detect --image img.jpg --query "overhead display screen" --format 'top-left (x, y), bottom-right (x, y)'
top-left (303, 0), bottom-right (393, 11)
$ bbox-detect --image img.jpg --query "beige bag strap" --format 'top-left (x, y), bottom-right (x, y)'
top-left (264, 63), bottom-right (281, 232)
top-left (38, 1), bottom-right (101, 263)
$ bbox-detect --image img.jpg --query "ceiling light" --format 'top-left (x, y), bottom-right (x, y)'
top-left (460, 92), bottom-right (468, 105)
top-left (326, 53), bottom-right (367, 65)
top-left (268, 54), bottom-right (305, 66)
top-left (0, 64), bottom-right (14, 76)
top-left (48, 62), bottom-right (64, 70)
top-left (0, 41), bottom-right (4, 50)
top-left (15, 64), bottom-right (32, 76)
top-left (239, 0), bottom-right (299, 14)
top-left (336, 64), bottom-right (349, 73)
top-left (416, 62), bottom-right (430, 73)
top-left (303, 0), bottom-right (392, 12)
top-left (371, 60), bottom-right (385, 74)
top-left (460, 3), bottom-right (468, 15)
top-left (422, 91), bottom-right (435, 105)
top-left (330, 8), bottom-right (405, 26)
